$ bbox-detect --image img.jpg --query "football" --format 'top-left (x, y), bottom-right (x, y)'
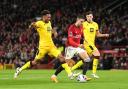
top-left (76, 74), bottom-right (86, 82)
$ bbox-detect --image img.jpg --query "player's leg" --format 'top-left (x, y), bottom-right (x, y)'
top-left (72, 49), bottom-right (90, 71)
top-left (69, 48), bottom-right (91, 80)
top-left (53, 59), bottom-right (75, 78)
top-left (92, 49), bottom-right (100, 78)
top-left (58, 54), bottom-right (73, 76)
top-left (83, 44), bottom-right (100, 78)
top-left (51, 64), bottom-right (64, 83)
top-left (77, 48), bottom-right (92, 80)
top-left (78, 51), bottom-right (90, 73)
top-left (71, 60), bottom-right (83, 71)
top-left (50, 46), bottom-right (75, 82)
top-left (66, 59), bottom-right (76, 67)
top-left (51, 59), bottom-right (75, 83)
top-left (14, 48), bottom-right (47, 78)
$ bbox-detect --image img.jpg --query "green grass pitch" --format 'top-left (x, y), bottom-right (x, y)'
top-left (0, 69), bottom-right (128, 89)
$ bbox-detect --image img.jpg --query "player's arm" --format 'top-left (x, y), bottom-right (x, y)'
top-left (96, 30), bottom-right (109, 37)
top-left (95, 23), bottom-right (109, 37)
top-left (69, 36), bottom-right (84, 48)
top-left (52, 27), bottom-right (58, 38)
top-left (29, 21), bottom-right (41, 30)
top-left (29, 22), bottom-right (37, 29)
top-left (79, 27), bottom-right (85, 48)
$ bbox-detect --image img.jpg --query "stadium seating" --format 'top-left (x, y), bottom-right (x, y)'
top-left (0, 0), bottom-right (127, 69)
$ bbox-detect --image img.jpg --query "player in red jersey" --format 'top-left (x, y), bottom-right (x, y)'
top-left (51, 15), bottom-right (91, 83)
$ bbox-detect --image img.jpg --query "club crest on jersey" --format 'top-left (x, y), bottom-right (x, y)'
top-left (90, 28), bottom-right (94, 32)
top-left (47, 27), bottom-right (51, 31)
top-left (69, 32), bottom-right (73, 36)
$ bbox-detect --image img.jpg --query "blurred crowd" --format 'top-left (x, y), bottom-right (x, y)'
top-left (0, 0), bottom-right (127, 69)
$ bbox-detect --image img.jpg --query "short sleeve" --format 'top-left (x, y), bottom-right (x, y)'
top-left (95, 22), bottom-right (99, 31)
top-left (68, 25), bottom-right (73, 37)
top-left (35, 21), bottom-right (41, 28)
top-left (82, 22), bottom-right (86, 29)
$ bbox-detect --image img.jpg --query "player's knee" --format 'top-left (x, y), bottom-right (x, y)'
top-left (57, 54), bottom-right (65, 62)
top-left (93, 52), bottom-right (100, 57)
top-left (93, 56), bottom-right (100, 59)
top-left (29, 61), bottom-right (35, 67)
top-left (84, 57), bottom-right (91, 62)
top-left (92, 50), bottom-right (100, 57)
top-left (66, 59), bottom-right (75, 67)
top-left (31, 60), bottom-right (39, 65)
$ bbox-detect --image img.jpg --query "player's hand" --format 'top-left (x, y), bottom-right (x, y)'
top-left (79, 44), bottom-right (84, 49)
top-left (105, 34), bottom-right (109, 37)
top-left (52, 27), bottom-right (58, 38)
top-left (109, 33), bottom-right (115, 38)
top-left (29, 22), bottom-right (36, 29)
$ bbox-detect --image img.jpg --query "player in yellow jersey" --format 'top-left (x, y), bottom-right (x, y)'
top-left (14, 10), bottom-right (73, 80)
top-left (71, 11), bottom-right (109, 78)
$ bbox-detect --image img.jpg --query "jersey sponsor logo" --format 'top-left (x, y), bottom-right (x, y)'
top-left (69, 32), bottom-right (73, 36)
top-left (73, 35), bottom-right (81, 38)
top-left (90, 28), bottom-right (94, 32)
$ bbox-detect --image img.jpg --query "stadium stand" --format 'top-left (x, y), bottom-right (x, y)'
top-left (0, 0), bottom-right (127, 69)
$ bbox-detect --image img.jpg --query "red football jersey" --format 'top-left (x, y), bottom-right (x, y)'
top-left (66, 24), bottom-right (83, 47)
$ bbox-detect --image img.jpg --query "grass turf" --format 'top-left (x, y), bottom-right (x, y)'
top-left (0, 69), bottom-right (128, 89)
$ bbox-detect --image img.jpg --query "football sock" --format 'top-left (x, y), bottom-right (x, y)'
top-left (92, 58), bottom-right (98, 74)
top-left (54, 65), bottom-right (64, 76)
top-left (62, 63), bottom-right (72, 75)
top-left (83, 62), bottom-right (89, 75)
top-left (71, 60), bottom-right (83, 71)
top-left (20, 61), bottom-right (31, 71)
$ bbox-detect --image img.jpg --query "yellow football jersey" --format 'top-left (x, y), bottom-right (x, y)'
top-left (35, 20), bottom-right (54, 47)
top-left (83, 21), bottom-right (99, 46)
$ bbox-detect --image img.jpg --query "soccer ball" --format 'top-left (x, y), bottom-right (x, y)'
top-left (76, 74), bottom-right (86, 82)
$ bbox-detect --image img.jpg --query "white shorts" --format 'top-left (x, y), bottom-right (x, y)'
top-left (65, 46), bottom-right (85, 59)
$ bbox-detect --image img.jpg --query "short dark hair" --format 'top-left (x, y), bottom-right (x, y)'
top-left (85, 11), bottom-right (93, 15)
top-left (77, 15), bottom-right (84, 19)
top-left (41, 10), bottom-right (51, 16)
